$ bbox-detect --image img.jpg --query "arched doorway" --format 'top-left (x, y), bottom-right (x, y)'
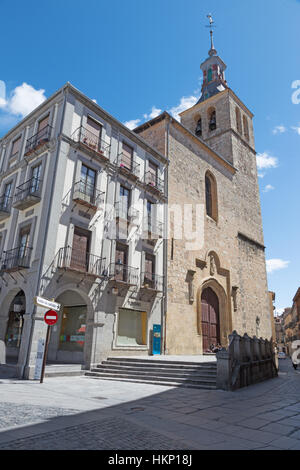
top-left (201, 287), bottom-right (220, 352)
top-left (5, 290), bottom-right (26, 363)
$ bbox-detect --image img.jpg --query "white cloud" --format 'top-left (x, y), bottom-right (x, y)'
top-left (256, 152), bottom-right (278, 171)
top-left (0, 80), bottom-right (6, 108)
top-left (275, 308), bottom-right (285, 316)
top-left (169, 95), bottom-right (198, 121)
top-left (291, 124), bottom-right (300, 135)
top-left (272, 125), bottom-right (286, 135)
top-left (147, 106), bottom-right (162, 120)
top-left (8, 83), bottom-right (46, 117)
top-left (263, 184), bottom-right (275, 193)
top-left (266, 259), bottom-right (290, 274)
top-left (123, 119), bottom-right (141, 130)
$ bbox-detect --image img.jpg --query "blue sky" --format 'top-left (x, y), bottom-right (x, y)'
top-left (0, 0), bottom-right (299, 313)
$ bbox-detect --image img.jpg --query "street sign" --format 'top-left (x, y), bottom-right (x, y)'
top-left (44, 310), bottom-right (58, 326)
top-left (34, 296), bottom-right (61, 312)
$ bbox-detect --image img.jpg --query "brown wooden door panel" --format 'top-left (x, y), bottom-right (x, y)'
top-left (201, 287), bottom-right (220, 351)
top-left (71, 229), bottom-right (90, 271)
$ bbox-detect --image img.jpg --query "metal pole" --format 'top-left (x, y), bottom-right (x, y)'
top-left (40, 325), bottom-right (51, 384)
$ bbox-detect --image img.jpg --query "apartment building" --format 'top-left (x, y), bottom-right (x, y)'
top-left (0, 83), bottom-right (167, 379)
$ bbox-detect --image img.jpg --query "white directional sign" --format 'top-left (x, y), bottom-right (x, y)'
top-left (34, 296), bottom-right (61, 312)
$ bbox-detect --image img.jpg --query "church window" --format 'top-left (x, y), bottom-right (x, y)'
top-left (195, 118), bottom-right (202, 137)
top-left (205, 171), bottom-right (218, 222)
top-left (207, 68), bottom-right (213, 82)
top-left (243, 115), bottom-right (249, 141)
top-left (208, 108), bottom-right (216, 131)
top-left (236, 107), bottom-right (242, 134)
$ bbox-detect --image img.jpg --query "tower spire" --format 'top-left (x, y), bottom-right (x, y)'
top-left (206, 14), bottom-right (217, 57)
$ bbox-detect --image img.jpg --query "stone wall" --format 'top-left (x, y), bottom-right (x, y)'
top-left (216, 331), bottom-right (278, 391)
top-left (137, 111), bottom-right (272, 355)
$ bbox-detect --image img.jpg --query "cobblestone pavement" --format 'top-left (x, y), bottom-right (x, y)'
top-left (0, 360), bottom-right (299, 450)
top-left (0, 417), bottom-right (192, 450)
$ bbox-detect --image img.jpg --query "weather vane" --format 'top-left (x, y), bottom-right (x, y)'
top-left (206, 14), bottom-right (217, 56)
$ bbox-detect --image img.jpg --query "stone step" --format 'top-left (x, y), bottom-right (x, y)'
top-left (87, 370), bottom-right (216, 386)
top-left (96, 364), bottom-right (217, 377)
top-left (45, 364), bottom-right (85, 378)
top-left (101, 359), bottom-right (217, 371)
top-left (85, 374), bottom-right (216, 390)
top-left (104, 359), bottom-right (217, 369)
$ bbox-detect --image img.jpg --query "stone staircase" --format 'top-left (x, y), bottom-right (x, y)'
top-left (85, 357), bottom-right (217, 389)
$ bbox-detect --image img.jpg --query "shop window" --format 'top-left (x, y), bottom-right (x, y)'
top-left (59, 305), bottom-right (87, 352)
top-left (117, 308), bottom-right (147, 346)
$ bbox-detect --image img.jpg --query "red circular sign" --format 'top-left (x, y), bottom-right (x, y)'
top-left (44, 310), bottom-right (58, 326)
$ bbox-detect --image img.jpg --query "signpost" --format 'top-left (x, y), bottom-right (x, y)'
top-left (34, 296), bottom-right (61, 312)
top-left (39, 309), bottom-right (59, 384)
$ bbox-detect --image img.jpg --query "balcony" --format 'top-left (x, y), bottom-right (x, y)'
top-left (0, 195), bottom-right (12, 221)
top-left (71, 126), bottom-right (110, 162)
top-left (144, 172), bottom-right (164, 195)
top-left (0, 246), bottom-right (32, 273)
top-left (115, 202), bottom-right (139, 224)
top-left (109, 263), bottom-right (139, 286)
top-left (57, 246), bottom-right (107, 278)
top-left (142, 217), bottom-right (164, 244)
top-left (141, 272), bottom-right (164, 292)
top-left (72, 181), bottom-right (105, 211)
top-left (115, 153), bottom-right (140, 181)
top-left (24, 125), bottom-right (53, 157)
top-left (13, 177), bottom-right (42, 210)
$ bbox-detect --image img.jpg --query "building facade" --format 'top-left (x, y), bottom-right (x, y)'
top-left (281, 289), bottom-right (300, 356)
top-left (135, 38), bottom-right (273, 354)
top-left (0, 83), bottom-right (167, 378)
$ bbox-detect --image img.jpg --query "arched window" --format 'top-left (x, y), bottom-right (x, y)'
top-left (208, 108), bottom-right (216, 131)
top-left (236, 107), bottom-right (242, 134)
top-left (207, 68), bottom-right (213, 82)
top-left (205, 172), bottom-right (218, 221)
top-left (243, 115), bottom-right (249, 141)
top-left (195, 117), bottom-right (202, 137)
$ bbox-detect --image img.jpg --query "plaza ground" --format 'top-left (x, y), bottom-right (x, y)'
top-left (0, 359), bottom-right (299, 450)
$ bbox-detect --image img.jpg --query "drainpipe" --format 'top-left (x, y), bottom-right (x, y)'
top-left (162, 116), bottom-right (170, 355)
top-left (21, 87), bottom-right (68, 379)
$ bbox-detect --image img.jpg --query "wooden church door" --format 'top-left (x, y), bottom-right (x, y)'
top-left (201, 287), bottom-right (220, 352)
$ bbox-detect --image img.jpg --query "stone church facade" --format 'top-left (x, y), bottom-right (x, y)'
top-left (135, 39), bottom-right (272, 354)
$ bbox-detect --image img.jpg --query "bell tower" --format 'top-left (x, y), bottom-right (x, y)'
top-left (180, 15), bottom-right (255, 166)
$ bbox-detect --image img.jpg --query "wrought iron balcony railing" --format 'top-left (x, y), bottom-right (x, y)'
top-left (0, 195), bottom-right (12, 218)
top-left (109, 262), bottom-right (139, 285)
top-left (73, 181), bottom-right (105, 209)
top-left (115, 201), bottom-right (139, 223)
top-left (144, 171), bottom-right (164, 194)
top-left (143, 216), bottom-right (164, 239)
top-left (25, 125), bottom-right (53, 156)
top-left (115, 153), bottom-right (140, 179)
top-left (57, 246), bottom-right (107, 277)
top-left (13, 177), bottom-right (42, 209)
top-left (141, 272), bottom-right (164, 291)
top-left (1, 246), bottom-right (32, 272)
top-left (71, 126), bottom-right (111, 160)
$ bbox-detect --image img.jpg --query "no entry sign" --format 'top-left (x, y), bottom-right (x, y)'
top-left (44, 310), bottom-right (58, 326)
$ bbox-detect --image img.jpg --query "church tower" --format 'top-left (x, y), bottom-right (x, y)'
top-left (135, 16), bottom-right (272, 354)
top-left (180, 16), bottom-right (255, 167)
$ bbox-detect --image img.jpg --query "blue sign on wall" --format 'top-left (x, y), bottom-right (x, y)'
top-left (152, 324), bottom-right (161, 355)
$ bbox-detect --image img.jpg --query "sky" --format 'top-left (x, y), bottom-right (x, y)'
top-left (0, 0), bottom-right (299, 314)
